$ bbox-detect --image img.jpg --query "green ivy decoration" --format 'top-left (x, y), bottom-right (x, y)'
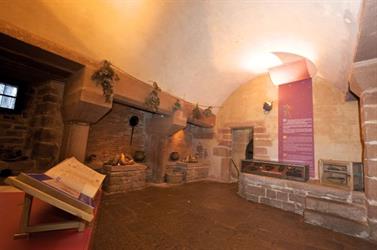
top-left (172, 99), bottom-right (182, 112)
top-left (145, 82), bottom-right (161, 112)
top-left (203, 106), bottom-right (213, 117)
top-left (91, 60), bottom-right (119, 102)
top-left (192, 103), bottom-right (201, 119)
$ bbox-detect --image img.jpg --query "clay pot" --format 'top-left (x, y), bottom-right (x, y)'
top-left (169, 152), bottom-right (180, 161)
top-left (133, 151), bottom-right (145, 162)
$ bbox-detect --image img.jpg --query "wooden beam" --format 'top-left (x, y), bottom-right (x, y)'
top-left (0, 33), bottom-right (84, 73)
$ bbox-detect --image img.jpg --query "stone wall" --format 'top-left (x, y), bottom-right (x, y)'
top-left (86, 103), bottom-right (151, 164)
top-left (166, 125), bottom-right (213, 162)
top-left (156, 124), bottom-right (213, 182)
top-left (29, 81), bottom-right (65, 169)
top-left (0, 80), bottom-right (64, 173)
top-left (211, 121), bottom-right (272, 182)
top-left (361, 88), bottom-right (377, 241)
top-left (102, 164), bottom-right (147, 194)
top-left (0, 86), bottom-right (35, 156)
top-left (313, 77), bottom-right (362, 177)
top-left (239, 173), bottom-right (369, 239)
top-left (86, 103), bottom-right (214, 183)
top-left (214, 74), bottom-right (362, 180)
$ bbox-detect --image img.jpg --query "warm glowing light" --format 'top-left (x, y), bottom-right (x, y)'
top-left (268, 59), bottom-right (310, 86)
top-left (241, 53), bottom-right (282, 74)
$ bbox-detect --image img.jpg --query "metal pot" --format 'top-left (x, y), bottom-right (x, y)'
top-left (169, 152), bottom-right (180, 161)
top-left (133, 151), bottom-right (145, 162)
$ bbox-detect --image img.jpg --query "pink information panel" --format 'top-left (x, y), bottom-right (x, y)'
top-left (278, 78), bottom-right (315, 177)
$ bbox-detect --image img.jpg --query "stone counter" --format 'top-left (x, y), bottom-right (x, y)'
top-left (166, 161), bottom-right (209, 183)
top-left (102, 164), bottom-right (147, 194)
top-left (239, 173), bottom-right (370, 240)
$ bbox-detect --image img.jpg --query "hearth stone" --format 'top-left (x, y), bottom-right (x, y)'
top-left (102, 164), bottom-right (147, 194)
top-left (166, 161), bottom-right (209, 183)
top-left (166, 172), bottom-right (184, 184)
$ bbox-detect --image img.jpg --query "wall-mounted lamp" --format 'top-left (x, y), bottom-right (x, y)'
top-left (263, 101), bottom-right (273, 113)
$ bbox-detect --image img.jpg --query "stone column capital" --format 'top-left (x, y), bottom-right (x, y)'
top-left (350, 59), bottom-right (377, 96)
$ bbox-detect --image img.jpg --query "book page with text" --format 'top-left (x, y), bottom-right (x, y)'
top-left (45, 157), bottom-right (105, 198)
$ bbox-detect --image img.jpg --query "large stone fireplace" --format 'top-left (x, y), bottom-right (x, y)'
top-left (86, 103), bottom-right (214, 186)
top-left (0, 24), bottom-right (216, 190)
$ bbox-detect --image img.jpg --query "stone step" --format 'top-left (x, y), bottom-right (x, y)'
top-left (304, 210), bottom-right (369, 239)
top-left (304, 196), bottom-right (369, 238)
top-left (305, 195), bottom-right (367, 223)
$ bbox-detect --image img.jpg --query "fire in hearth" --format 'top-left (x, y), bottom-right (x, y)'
top-left (105, 153), bottom-right (135, 166)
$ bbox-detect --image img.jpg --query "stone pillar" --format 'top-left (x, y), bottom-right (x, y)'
top-left (350, 59), bottom-right (377, 241)
top-left (60, 122), bottom-right (90, 162)
top-left (144, 133), bottom-right (169, 183)
top-left (361, 89), bottom-right (377, 241)
top-left (61, 66), bottom-right (112, 163)
top-left (145, 112), bottom-right (187, 183)
top-left (30, 81), bottom-right (65, 170)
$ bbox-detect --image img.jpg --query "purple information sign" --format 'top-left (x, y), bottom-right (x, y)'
top-left (278, 78), bottom-right (315, 177)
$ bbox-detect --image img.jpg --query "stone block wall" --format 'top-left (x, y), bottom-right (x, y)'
top-left (167, 125), bottom-right (214, 162)
top-left (167, 162), bottom-right (210, 183)
top-left (86, 104), bottom-right (214, 182)
top-left (29, 81), bottom-right (65, 169)
top-left (360, 88), bottom-right (377, 241)
top-left (102, 164), bottom-right (147, 194)
top-left (154, 124), bottom-right (213, 183)
top-left (86, 103), bottom-right (150, 163)
top-left (0, 80), bottom-right (65, 173)
top-left (239, 173), bottom-right (306, 215)
top-left (239, 173), bottom-right (370, 239)
top-left (212, 121), bottom-right (272, 182)
top-left (0, 85), bottom-right (35, 156)
top-left (215, 74), bottom-right (362, 180)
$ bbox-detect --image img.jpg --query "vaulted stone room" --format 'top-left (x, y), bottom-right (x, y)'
top-left (0, 0), bottom-right (376, 249)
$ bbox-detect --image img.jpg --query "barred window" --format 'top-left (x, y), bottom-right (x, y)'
top-left (0, 83), bottom-right (18, 110)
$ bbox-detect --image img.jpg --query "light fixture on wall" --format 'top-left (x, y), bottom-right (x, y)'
top-left (263, 101), bottom-right (273, 113)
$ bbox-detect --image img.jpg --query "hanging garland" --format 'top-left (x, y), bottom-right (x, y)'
top-left (145, 82), bottom-right (161, 112)
top-left (192, 103), bottom-right (202, 119)
top-left (172, 99), bottom-right (182, 112)
top-left (92, 60), bottom-right (219, 116)
top-left (91, 60), bottom-right (119, 102)
top-left (203, 106), bottom-right (213, 117)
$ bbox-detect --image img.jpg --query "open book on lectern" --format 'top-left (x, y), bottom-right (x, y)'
top-left (8, 157), bottom-right (105, 215)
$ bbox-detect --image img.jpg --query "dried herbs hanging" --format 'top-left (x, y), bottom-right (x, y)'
top-left (145, 82), bottom-right (161, 112)
top-left (192, 103), bottom-right (201, 119)
top-left (172, 99), bottom-right (182, 112)
top-left (91, 60), bottom-right (119, 102)
top-left (203, 106), bottom-right (213, 117)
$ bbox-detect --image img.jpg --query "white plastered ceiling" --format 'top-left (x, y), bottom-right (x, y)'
top-left (0, 0), bottom-right (364, 107)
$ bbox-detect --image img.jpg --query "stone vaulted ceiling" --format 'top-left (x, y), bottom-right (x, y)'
top-left (0, 0), bottom-right (365, 107)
